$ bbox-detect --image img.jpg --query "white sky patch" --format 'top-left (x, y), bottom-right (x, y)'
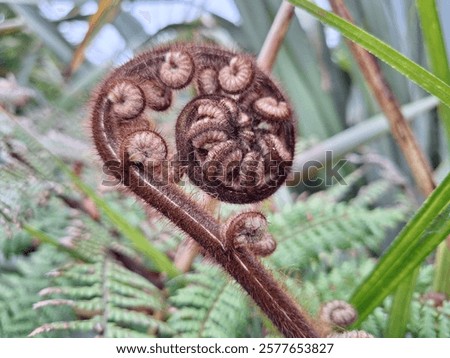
top-left (128, 1), bottom-right (200, 35)
top-left (85, 24), bottom-right (126, 65)
top-left (38, 0), bottom-right (73, 21)
top-left (126, 0), bottom-right (239, 35)
top-left (58, 20), bottom-right (88, 45)
top-left (202, 0), bottom-right (240, 24)
top-left (295, 0), bottom-right (341, 48)
top-left (79, 0), bottom-right (98, 16)
top-left (36, 0), bottom-right (239, 66)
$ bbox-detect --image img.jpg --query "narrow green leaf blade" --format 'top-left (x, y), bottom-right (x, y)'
top-left (416, 0), bottom-right (450, 298)
top-left (416, 0), bottom-right (450, 85)
top-left (23, 224), bottom-right (91, 262)
top-left (288, 0), bottom-right (450, 108)
top-left (385, 269), bottom-right (420, 337)
top-left (416, 0), bottom-right (450, 147)
top-left (350, 173), bottom-right (450, 324)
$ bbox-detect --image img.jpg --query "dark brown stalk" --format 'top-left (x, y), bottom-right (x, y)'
top-left (125, 174), bottom-right (316, 337)
top-left (90, 43), bottom-right (318, 337)
top-left (329, 0), bottom-right (436, 197)
top-left (173, 194), bottom-right (216, 273)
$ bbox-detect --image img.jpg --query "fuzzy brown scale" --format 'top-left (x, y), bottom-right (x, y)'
top-left (328, 330), bottom-right (374, 338)
top-left (222, 211), bottom-right (277, 257)
top-left (90, 43), bottom-right (317, 338)
top-left (320, 300), bottom-right (358, 328)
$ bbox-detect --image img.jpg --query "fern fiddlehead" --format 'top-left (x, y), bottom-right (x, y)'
top-left (90, 43), bottom-right (317, 338)
top-left (222, 211), bottom-right (276, 257)
top-left (320, 300), bottom-right (358, 328)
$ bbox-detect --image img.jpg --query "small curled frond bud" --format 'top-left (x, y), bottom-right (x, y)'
top-left (320, 300), bottom-right (358, 328)
top-left (222, 211), bottom-right (276, 257)
top-left (176, 93), bottom-right (294, 203)
top-left (421, 292), bottom-right (447, 307)
top-left (328, 330), bottom-right (374, 338)
top-left (218, 56), bottom-right (254, 93)
top-left (107, 80), bottom-right (145, 119)
top-left (140, 80), bottom-right (172, 111)
top-left (253, 96), bottom-right (291, 121)
top-left (159, 51), bottom-right (194, 89)
top-left (258, 134), bottom-right (292, 162)
top-left (123, 130), bottom-right (167, 167)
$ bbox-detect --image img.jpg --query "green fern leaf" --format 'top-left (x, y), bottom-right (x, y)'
top-left (33, 256), bottom-right (171, 337)
top-left (268, 197), bottom-right (406, 270)
top-left (0, 247), bottom-right (74, 337)
top-left (168, 264), bottom-right (249, 337)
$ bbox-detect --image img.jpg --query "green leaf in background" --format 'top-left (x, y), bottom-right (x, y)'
top-left (293, 96), bottom-right (438, 171)
top-left (7, 4), bottom-right (74, 64)
top-left (385, 269), bottom-right (420, 337)
top-left (416, 0), bottom-right (450, 151)
top-left (416, 0), bottom-right (450, 297)
top-left (350, 172), bottom-right (450, 325)
top-left (23, 224), bottom-right (90, 262)
top-left (416, 0), bottom-right (450, 90)
top-left (288, 0), bottom-right (450, 108)
top-left (66, 171), bottom-right (181, 279)
top-left (1, 111), bottom-right (180, 279)
top-left (68, 0), bottom-right (122, 76)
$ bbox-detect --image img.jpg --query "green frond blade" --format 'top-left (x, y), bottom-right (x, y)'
top-left (351, 173), bottom-right (450, 324)
top-left (288, 0), bottom-right (450, 107)
top-left (168, 265), bottom-right (249, 338)
top-left (33, 257), bottom-right (169, 337)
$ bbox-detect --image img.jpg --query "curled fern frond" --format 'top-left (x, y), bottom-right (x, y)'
top-left (328, 330), bottom-right (374, 338)
top-left (320, 300), bottom-right (358, 328)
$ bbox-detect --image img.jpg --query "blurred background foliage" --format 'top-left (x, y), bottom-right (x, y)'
top-left (0, 0), bottom-right (449, 338)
